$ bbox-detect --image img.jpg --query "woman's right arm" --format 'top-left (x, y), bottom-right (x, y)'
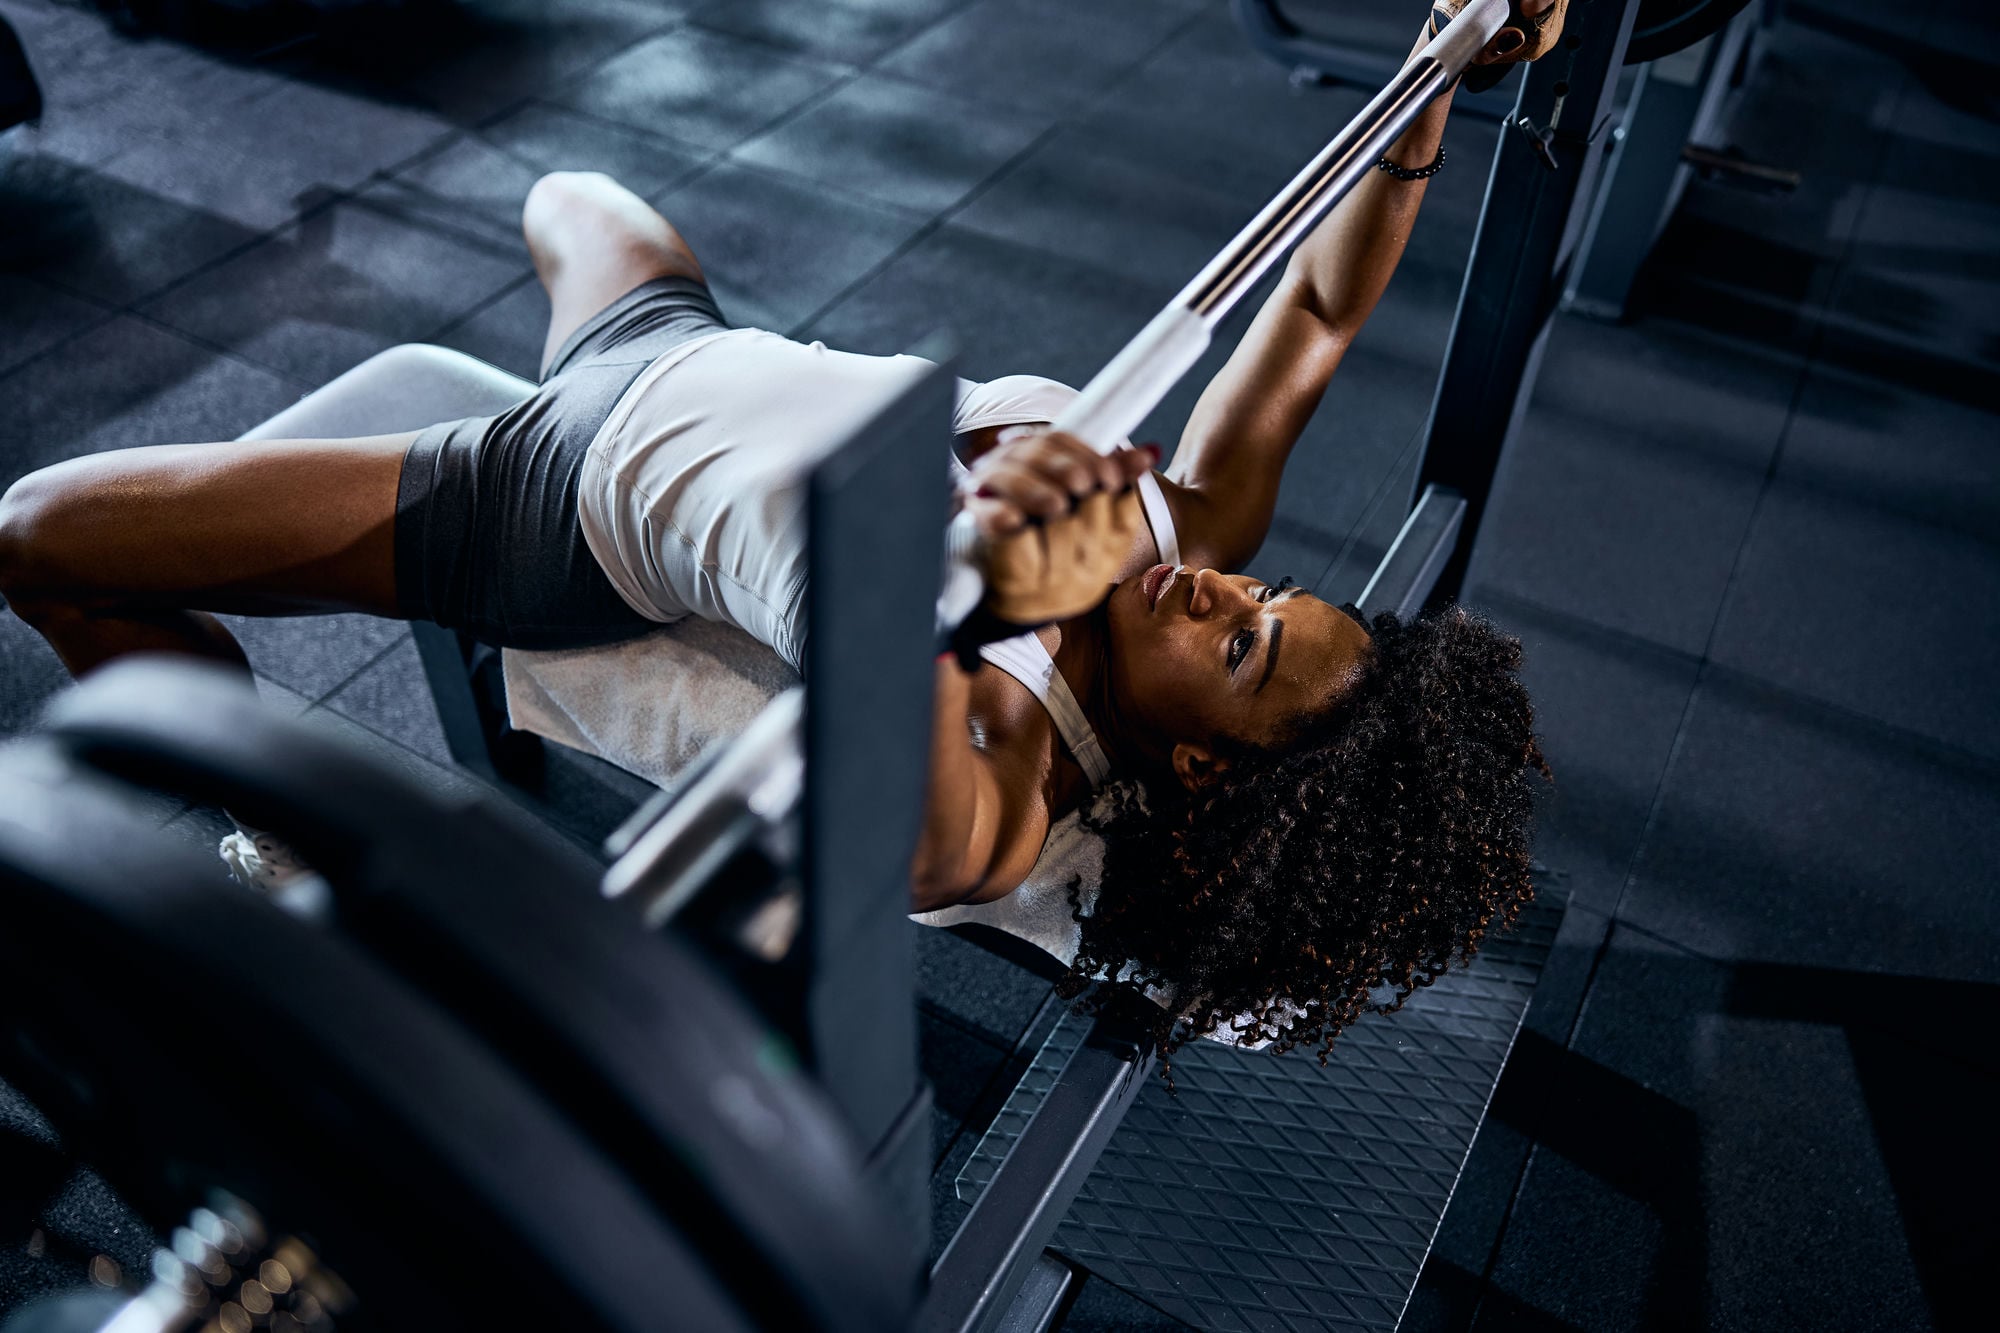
top-left (909, 657), bottom-right (1050, 911)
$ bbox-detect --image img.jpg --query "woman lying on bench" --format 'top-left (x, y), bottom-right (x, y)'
top-left (0, 6), bottom-right (1552, 1058)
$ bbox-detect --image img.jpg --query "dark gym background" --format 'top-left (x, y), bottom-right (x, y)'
top-left (1, 0), bottom-right (1994, 1327)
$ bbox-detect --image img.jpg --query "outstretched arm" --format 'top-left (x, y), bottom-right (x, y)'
top-left (1165, 33), bottom-right (1456, 573)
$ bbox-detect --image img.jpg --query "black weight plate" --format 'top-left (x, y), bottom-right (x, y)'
top-left (1628, 0), bottom-right (1753, 65)
top-left (0, 748), bottom-right (748, 1332)
top-left (44, 660), bottom-right (915, 1333)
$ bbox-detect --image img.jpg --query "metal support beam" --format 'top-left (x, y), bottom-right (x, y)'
top-left (918, 1008), bottom-right (1154, 1333)
top-left (1413, 0), bottom-right (1642, 604)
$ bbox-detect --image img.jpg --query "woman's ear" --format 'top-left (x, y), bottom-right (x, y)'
top-left (1171, 742), bottom-right (1231, 791)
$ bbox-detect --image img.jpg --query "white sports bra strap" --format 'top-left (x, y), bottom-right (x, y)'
top-left (977, 635), bottom-right (1113, 789)
top-left (1135, 470), bottom-right (1180, 568)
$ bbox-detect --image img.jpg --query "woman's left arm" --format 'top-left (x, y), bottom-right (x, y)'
top-left (1163, 35), bottom-right (1456, 573)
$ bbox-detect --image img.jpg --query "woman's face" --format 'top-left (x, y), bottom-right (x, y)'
top-left (1103, 565), bottom-right (1373, 786)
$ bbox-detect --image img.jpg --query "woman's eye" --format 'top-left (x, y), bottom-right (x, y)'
top-left (1258, 575), bottom-right (1295, 604)
top-left (1229, 628), bottom-right (1255, 671)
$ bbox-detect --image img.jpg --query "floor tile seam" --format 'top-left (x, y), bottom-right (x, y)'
top-left (682, 0), bottom-right (981, 73)
top-left (1462, 586), bottom-right (1706, 673)
top-left (460, 15), bottom-right (699, 136)
top-left (783, 119), bottom-right (1072, 339)
top-left (852, 0), bottom-right (986, 72)
top-left (95, 185), bottom-right (360, 320)
top-left (1580, 58), bottom-right (1929, 947)
top-left (1695, 658), bottom-right (2000, 786)
top-left (459, 101), bottom-right (719, 192)
top-left (1309, 418), bottom-right (1430, 601)
top-left (307, 633), bottom-right (410, 708)
top-left (1659, 268), bottom-right (2000, 401)
top-left (78, 108), bottom-right (470, 305)
top-left (618, 29), bottom-right (869, 161)
top-left (108, 306), bottom-right (318, 393)
top-left (299, 694), bottom-right (450, 776)
top-left (419, 270), bottom-right (541, 348)
top-left (1073, 2), bottom-right (1215, 122)
top-left (711, 149), bottom-right (935, 227)
top-left (340, 185), bottom-right (542, 262)
top-left (851, 0), bottom-right (1208, 123)
top-left (0, 303), bottom-right (123, 385)
top-left (512, 98), bottom-right (728, 173)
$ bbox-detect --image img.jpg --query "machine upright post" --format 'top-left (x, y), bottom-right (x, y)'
top-left (1413, 0), bottom-right (1644, 604)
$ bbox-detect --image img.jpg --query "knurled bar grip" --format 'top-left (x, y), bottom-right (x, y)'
top-left (937, 0), bottom-right (1508, 634)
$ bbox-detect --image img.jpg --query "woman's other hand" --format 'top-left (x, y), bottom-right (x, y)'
top-left (1434, 0), bottom-right (1566, 69)
top-left (958, 430), bottom-right (1155, 625)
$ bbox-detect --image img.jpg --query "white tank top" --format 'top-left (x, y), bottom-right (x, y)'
top-left (573, 332), bottom-right (1179, 780)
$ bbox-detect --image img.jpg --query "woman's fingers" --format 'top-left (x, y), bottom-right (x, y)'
top-left (978, 485), bottom-right (1143, 625)
top-left (962, 440), bottom-right (1156, 542)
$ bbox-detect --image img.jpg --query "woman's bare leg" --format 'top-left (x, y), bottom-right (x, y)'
top-left (0, 433), bottom-right (413, 678)
top-left (522, 171), bottom-right (706, 373)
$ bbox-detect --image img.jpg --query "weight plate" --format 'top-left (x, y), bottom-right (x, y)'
top-left (45, 660), bottom-right (916, 1332)
top-left (0, 749), bottom-right (749, 1332)
top-left (1628, 0), bottom-right (1753, 65)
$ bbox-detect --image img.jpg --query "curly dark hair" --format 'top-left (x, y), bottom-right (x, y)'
top-left (1057, 604), bottom-right (1547, 1067)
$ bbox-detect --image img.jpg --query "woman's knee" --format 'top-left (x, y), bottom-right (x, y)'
top-left (523, 170), bottom-right (701, 285)
top-left (0, 466), bottom-right (80, 612)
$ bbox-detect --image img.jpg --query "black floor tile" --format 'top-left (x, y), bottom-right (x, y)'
top-left (1483, 927), bottom-right (1945, 1330)
top-left (1079, 7), bottom-right (1374, 173)
top-left (1059, 1275), bottom-right (1191, 1331)
top-left (1411, 905), bottom-right (1616, 1333)
top-left (318, 633), bottom-right (452, 768)
top-left (554, 26), bottom-right (849, 153)
top-left (1827, 173), bottom-right (2000, 379)
top-left (806, 222), bottom-right (1159, 387)
top-left (2, 2), bottom-right (236, 171)
top-left (1777, 365), bottom-right (1999, 543)
top-left (0, 153), bottom-right (259, 307)
top-left (139, 195), bottom-right (528, 386)
top-left (878, 0), bottom-right (1198, 118)
top-left (693, 0), bottom-right (965, 65)
top-left (732, 72), bottom-right (1053, 217)
top-left (1464, 316), bottom-right (1797, 658)
top-left (0, 275), bottom-right (108, 378)
top-left (0, 315), bottom-right (298, 479)
top-left (951, 127), bottom-right (1263, 293)
top-left (1456, 593), bottom-right (1703, 916)
top-left (655, 159), bottom-right (928, 332)
top-left (300, 0), bottom-right (692, 125)
top-left (916, 925), bottom-right (1053, 1049)
top-left (1708, 477), bottom-right (2000, 763)
top-left (375, 105), bottom-right (711, 246)
top-left (1616, 673), bottom-right (2000, 978)
top-left (431, 275), bottom-right (550, 382)
top-left (215, 613), bottom-right (407, 702)
top-left (84, 65), bottom-right (455, 233)
top-left (484, 101), bottom-right (714, 195)
top-left (0, 612), bottom-right (68, 740)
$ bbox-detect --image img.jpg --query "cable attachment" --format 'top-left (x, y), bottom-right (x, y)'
top-left (1511, 112), bottom-right (1561, 170)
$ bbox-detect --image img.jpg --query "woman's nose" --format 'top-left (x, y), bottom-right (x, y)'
top-left (1186, 568), bottom-right (1245, 617)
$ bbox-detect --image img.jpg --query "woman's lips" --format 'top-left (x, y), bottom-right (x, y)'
top-left (1142, 563), bottom-right (1177, 611)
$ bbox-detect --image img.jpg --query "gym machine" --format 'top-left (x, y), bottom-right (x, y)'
top-left (0, 0), bottom-right (1734, 1324)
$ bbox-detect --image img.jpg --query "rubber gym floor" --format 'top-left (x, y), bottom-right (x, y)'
top-left (1, 0), bottom-right (1994, 1328)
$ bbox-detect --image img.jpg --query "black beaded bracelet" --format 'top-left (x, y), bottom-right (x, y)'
top-left (1375, 145), bottom-right (1445, 181)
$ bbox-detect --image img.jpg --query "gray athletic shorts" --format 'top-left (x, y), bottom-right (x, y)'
top-left (392, 276), bottom-right (727, 648)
